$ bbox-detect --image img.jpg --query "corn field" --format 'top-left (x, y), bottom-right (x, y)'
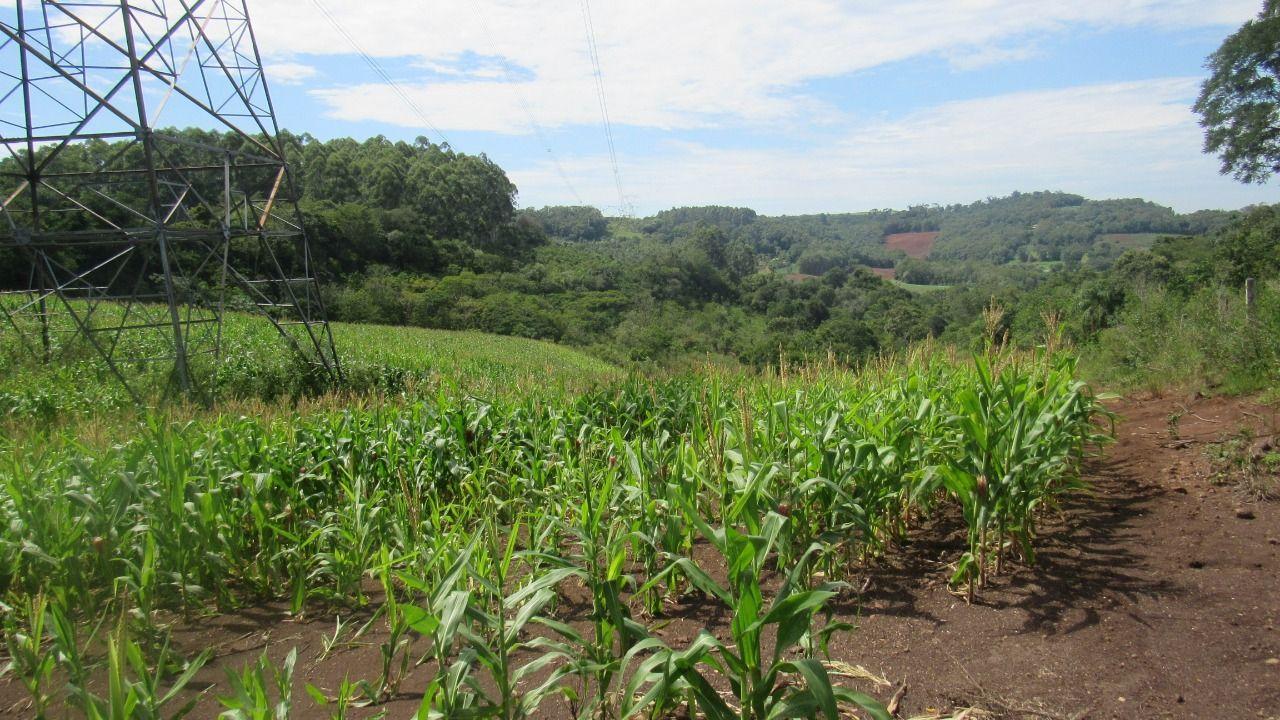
top-left (0, 344), bottom-right (1109, 719)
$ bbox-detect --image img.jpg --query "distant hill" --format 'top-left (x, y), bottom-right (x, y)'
top-left (532, 192), bottom-right (1241, 275)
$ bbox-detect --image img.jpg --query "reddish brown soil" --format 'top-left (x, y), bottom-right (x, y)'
top-left (3, 395), bottom-right (1278, 719)
top-left (885, 231), bottom-right (940, 259)
top-left (842, 394), bottom-right (1280, 719)
top-left (869, 266), bottom-right (897, 279)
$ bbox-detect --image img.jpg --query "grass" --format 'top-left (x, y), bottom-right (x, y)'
top-left (890, 280), bottom-right (952, 293)
top-left (1096, 233), bottom-right (1184, 250)
top-left (0, 327), bottom-right (1110, 718)
top-left (0, 306), bottom-right (621, 428)
top-left (1206, 429), bottom-right (1280, 501)
top-left (1083, 280), bottom-right (1280, 395)
top-left (329, 320), bottom-right (622, 394)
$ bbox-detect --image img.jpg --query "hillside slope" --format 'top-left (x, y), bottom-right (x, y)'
top-left (328, 321), bottom-right (622, 392)
top-left (0, 312), bottom-right (622, 424)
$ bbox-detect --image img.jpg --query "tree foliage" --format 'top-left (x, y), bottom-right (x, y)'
top-left (1195, 0), bottom-right (1280, 183)
top-left (4, 125), bottom-right (1270, 371)
top-left (522, 205), bottom-right (608, 242)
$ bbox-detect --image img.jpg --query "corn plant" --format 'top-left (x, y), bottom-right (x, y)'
top-left (617, 634), bottom-right (717, 720)
top-left (0, 345), bottom-right (1111, 717)
top-left (644, 499), bottom-right (890, 720)
top-left (529, 450), bottom-right (650, 718)
top-left (464, 520), bottom-right (580, 719)
top-left (77, 623), bottom-right (210, 720)
top-left (305, 677), bottom-right (366, 719)
top-left (934, 354), bottom-right (1109, 599)
top-left (1, 595), bottom-right (57, 718)
top-left (217, 648), bottom-right (297, 720)
top-left (401, 538), bottom-right (485, 720)
top-left (356, 559), bottom-right (415, 704)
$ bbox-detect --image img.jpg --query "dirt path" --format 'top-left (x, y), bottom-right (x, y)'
top-left (845, 394), bottom-right (1280, 719)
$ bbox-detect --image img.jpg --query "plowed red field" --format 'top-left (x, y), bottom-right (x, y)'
top-left (885, 231), bottom-right (939, 258)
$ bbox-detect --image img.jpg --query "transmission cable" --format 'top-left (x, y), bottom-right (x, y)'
top-left (469, 5), bottom-right (586, 207)
top-left (309, 0), bottom-right (452, 147)
top-left (578, 0), bottom-right (628, 215)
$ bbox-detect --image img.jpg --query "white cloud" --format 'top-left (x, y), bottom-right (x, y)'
top-left (508, 77), bottom-right (1275, 214)
top-left (946, 43), bottom-right (1042, 71)
top-left (268, 61), bottom-right (319, 85)
top-left (236, 1), bottom-right (1273, 214)
top-left (249, 0), bottom-right (1259, 132)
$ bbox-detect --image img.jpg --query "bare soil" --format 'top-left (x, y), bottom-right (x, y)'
top-left (838, 394), bottom-right (1280, 719)
top-left (884, 232), bottom-right (940, 259)
top-left (3, 395), bottom-right (1278, 719)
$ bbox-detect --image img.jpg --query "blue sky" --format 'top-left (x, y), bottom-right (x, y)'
top-left (14, 0), bottom-right (1273, 217)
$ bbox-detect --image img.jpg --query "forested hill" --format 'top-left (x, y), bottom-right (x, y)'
top-left (2, 126), bottom-right (1230, 280)
top-left (3, 129), bottom-right (1271, 369)
top-left (526, 192), bottom-right (1239, 270)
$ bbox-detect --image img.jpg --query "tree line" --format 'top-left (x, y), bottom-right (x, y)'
top-left (2, 126), bottom-right (1276, 374)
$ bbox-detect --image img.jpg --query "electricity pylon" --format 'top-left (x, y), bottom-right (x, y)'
top-left (0, 0), bottom-right (339, 402)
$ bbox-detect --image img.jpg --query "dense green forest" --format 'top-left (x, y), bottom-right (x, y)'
top-left (287, 133), bottom-right (1270, 376)
top-left (3, 129), bottom-right (1277, 385)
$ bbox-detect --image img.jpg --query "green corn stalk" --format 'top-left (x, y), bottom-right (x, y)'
top-left (1, 595), bottom-right (57, 719)
top-left (77, 622), bottom-right (210, 720)
top-left (216, 647), bottom-right (297, 720)
top-left (305, 677), bottom-right (367, 720)
top-left (641, 498), bottom-right (890, 720)
top-left (526, 456), bottom-right (649, 718)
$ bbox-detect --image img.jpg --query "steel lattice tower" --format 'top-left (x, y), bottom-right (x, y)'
top-left (0, 0), bottom-right (339, 402)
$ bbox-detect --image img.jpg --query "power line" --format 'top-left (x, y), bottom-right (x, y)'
top-left (522, 100), bottom-right (587, 208)
top-left (312, 0), bottom-right (624, 212)
top-left (468, 5), bottom-right (585, 207)
top-left (309, 0), bottom-right (452, 147)
top-left (578, 0), bottom-right (629, 215)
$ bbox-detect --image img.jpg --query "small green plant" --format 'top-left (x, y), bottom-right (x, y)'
top-left (1, 595), bottom-right (57, 719)
top-left (354, 555), bottom-right (417, 705)
top-left (1167, 410), bottom-right (1184, 442)
top-left (306, 677), bottom-right (371, 719)
top-left (77, 623), bottom-right (211, 720)
top-left (315, 615), bottom-right (359, 662)
top-left (464, 520), bottom-right (579, 719)
top-left (530, 457), bottom-right (649, 718)
top-left (1207, 429), bottom-right (1280, 500)
top-left (217, 648), bottom-right (297, 720)
top-left (400, 539), bottom-right (484, 720)
top-left (639, 494), bottom-right (891, 720)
